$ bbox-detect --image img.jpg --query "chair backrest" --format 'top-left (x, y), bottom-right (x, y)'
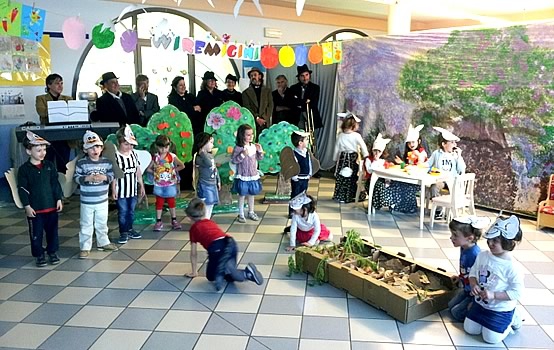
top-left (135, 150), bottom-right (153, 185)
top-left (547, 174), bottom-right (554, 203)
top-left (4, 168), bottom-right (23, 208)
top-left (451, 172), bottom-right (476, 210)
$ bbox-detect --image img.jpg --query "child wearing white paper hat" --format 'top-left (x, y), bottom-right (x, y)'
top-left (427, 126), bottom-right (467, 218)
top-left (285, 191), bottom-right (332, 251)
top-left (333, 113), bottom-right (369, 203)
top-left (364, 133), bottom-right (394, 210)
top-left (464, 215), bottom-right (524, 344)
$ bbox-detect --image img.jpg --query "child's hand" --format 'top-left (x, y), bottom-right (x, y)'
top-left (185, 271), bottom-right (198, 278)
top-left (469, 283), bottom-right (481, 297)
top-left (56, 200), bottom-right (63, 212)
top-left (255, 143), bottom-right (263, 152)
top-left (394, 155), bottom-right (403, 164)
top-left (24, 206), bottom-right (36, 217)
top-left (300, 242), bottom-right (311, 247)
top-left (285, 246), bottom-right (295, 252)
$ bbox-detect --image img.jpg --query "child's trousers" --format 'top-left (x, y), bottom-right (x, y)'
top-left (79, 202), bottom-right (110, 250)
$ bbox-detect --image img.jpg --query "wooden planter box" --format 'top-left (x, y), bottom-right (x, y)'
top-left (295, 242), bottom-right (458, 323)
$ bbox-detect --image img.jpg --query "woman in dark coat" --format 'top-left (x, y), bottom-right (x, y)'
top-left (221, 74), bottom-right (242, 106)
top-left (196, 71), bottom-right (225, 134)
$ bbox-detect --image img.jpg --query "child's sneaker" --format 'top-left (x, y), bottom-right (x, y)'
top-left (153, 221), bottom-right (163, 231)
top-left (128, 229), bottom-right (142, 239)
top-left (98, 243), bottom-right (119, 251)
top-left (118, 233), bottom-right (128, 244)
top-left (79, 250), bottom-right (90, 259)
top-left (171, 219), bottom-right (182, 230)
top-left (247, 212), bottom-right (259, 221)
top-left (35, 254), bottom-right (47, 267)
top-left (237, 215), bottom-right (246, 223)
top-left (245, 263), bottom-right (264, 285)
top-left (48, 253), bottom-right (60, 265)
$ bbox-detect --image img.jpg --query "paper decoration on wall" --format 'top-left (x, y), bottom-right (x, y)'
top-left (322, 41), bottom-right (333, 65)
top-left (0, 34), bottom-right (51, 87)
top-left (333, 41), bottom-right (342, 63)
top-left (308, 44), bottom-right (323, 64)
top-left (295, 45), bottom-right (308, 66)
top-left (120, 29), bottom-right (137, 52)
top-left (296, 0), bottom-right (306, 16)
top-left (20, 5), bottom-right (45, 41)
top-left (261, 45), bottom-right (278, 69)
top-left (222, 33), bottom-right (231, 44)
top-left (92, 23), bottom-right (115, 49)
top-left (151, 18), bottom-right (173, 49)
top-left (62, 17), bottom-right (86, 50)
top-left (279, 46), bottom-right (295, 67)
top-left (233, 0), bottom-right (263, 18)
top-left (0, 2), bottom-right (22, 37)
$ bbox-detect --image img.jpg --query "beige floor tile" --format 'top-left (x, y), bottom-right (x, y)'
top-left (0, 282), bottom-right (26, 300)
top-left (156, 310), bottom-right (211, 332)
top-left (444, 322), bottom-right (500, 347)
top-left (216, 293), bottom-right (263, 313)
top-left (194, 335), bottom-right (248, 350)
top-left (89, 260), bottom-right (133, 273)
top-left (119, 239), bottom-right (158, 250)
top-left (416, 258), bottom-right (456, 273)
top-left (513, 249), bottom-right (552, 262)
top-left (404, 237), bottom-right (439, 248)
top-left (252, 314), bottom-right (302, 338)
top-left (138, 250), bottom-right (179, 262)
top-left (256, 225), bottom-right (287, 234)
top-left (0, 268), bottom-right (15, 279)
top-left (535, 274), bottom-right (554, 289)
top-left (231, 232), bottom-right (254, 242)
top-left (33, 270), bottom-right (83, 286)
top-left (265, 279), bottom-right (306, 296)
top-left (66, 305), bottom-right (124, 327)
top-left (48, 286), bottom-right (102, 305)
top-left (160, 262), bottom-right (191, 276)
top-left (350, 318), bottom-right (401, 342)
top-left (129, 290), bottom-right (180, 309)
top-left (162, 231), bottom-right (189, 240)
top-left (299, 339), bottom-right (351, 350)
top-left (520, 287), bottom-right (554, 306)
top-left (185, 277), bottom-right (223, 293)
top-left (246, 242), bottom-right (280, 253)
top-left (398, 320), bottom-right (453, 346)
top-left (90, 329), bottom-right (151, 350)
top-left (274, 253), bottom-right (290, 265)
top-left (0, 323), bottom-right (59, 349)
top-left (303, 296), bottom-right (348, 317)
top-left (0, 301), bottom-right (41, 322)
top-left (107, 274), bottom-right (156, 289)
top-left (372, 229), bottom-right (402, 237)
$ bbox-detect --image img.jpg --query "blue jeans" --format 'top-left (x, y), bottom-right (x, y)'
top-left (448, 288), bottom-right (472, 322)
top-left (116, 196), bottom-right (137, 233)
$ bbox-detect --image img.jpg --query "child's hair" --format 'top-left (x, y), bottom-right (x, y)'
top-left (449, 220), bottom-right (482, 243)
top-left (492, 216), bottom-right (523, 252)
top-left (22, 137), bottom-right (44, 150)
top-left (299, 195), bottom-right (317, 217)
top-left (438, 134), bottom-right (448, 149)
top-left (291, 132), bottom-right (306, 147)
top-left (340, 116), bottom-right (358, 132)
top-left (116, 126), bottom-right (127, 144)
top-left (193, 132), bottom-right (214, 154)
top-left (235, 124), bottom-right (253, 147)
top-left (185, 198), bottom-right (206, 219)
top-left (403, 139), bottom-right (423, 161)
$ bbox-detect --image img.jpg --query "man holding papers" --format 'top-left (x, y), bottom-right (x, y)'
top-left (91, 72), bottom-right (140, 126)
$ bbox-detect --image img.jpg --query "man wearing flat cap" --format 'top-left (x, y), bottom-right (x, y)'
top-left (91, 72), bottom-right (140, 126)
top-left (289, 64), bottom-right (323, 130)
top-left (221, 73), bottom-right (242, 106)
top-left (242, 67), bottom-right (273, 140)
top-left (197, 71), bottom-right (225, 134)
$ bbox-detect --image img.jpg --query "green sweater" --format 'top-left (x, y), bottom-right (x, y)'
top-left (17, 159), bottom-right (63, 211)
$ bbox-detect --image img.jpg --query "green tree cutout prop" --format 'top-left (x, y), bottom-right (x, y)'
top-left (258, 121), bottom-right (301, 201)
top-left (204, 101), bottom-right (255, 204)
top-left (147, 105), bottom-right (194, 163)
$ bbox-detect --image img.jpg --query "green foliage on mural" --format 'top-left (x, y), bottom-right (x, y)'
top-left (147, 105), bottom-right (194, 163)
top-left (204, 101), bottom-right (256, 185)
top-left (105, 124), bottom-right (159, 151)
top-left (258, 122), bottom-right (300, 173)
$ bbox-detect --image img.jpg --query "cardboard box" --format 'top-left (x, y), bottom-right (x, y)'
top-left (295, 249), bottom-right (331, 282)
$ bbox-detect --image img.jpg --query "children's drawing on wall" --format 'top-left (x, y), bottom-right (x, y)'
top-left (26, 56), bottom-right (40, 72)
top-left (11, 37), bottom-right (24, 52)
top-left (0, 87), bottom-right (25, 122)
top-left (0, 36), bottom-right (10, 52)
top-left (12, 55), bottom-right (24, 71)
top-left (0, 54), bottom-right (12, 72)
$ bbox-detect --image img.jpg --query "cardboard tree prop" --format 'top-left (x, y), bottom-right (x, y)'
top-left (147, 105), bottom-right (194, 163)
top-left (204, 101), bottom-right (255, 204)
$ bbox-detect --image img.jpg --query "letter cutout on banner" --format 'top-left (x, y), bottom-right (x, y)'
top-left (120, 29), bottom-right (138, 53)
top-left (261, 45), bottom-right (278, 69)
top-left (181, 37), bottom-right (194, 53)
top-left (295, 45), bottom-right (308, 66)
top-left (308, 43), bottom-right (323, 64)
top-left (62, 16), bottom-right (86, 50)
top-left (333, 41), bottom-right (342, 63)
top-left (322, 42), bottom-right (333, 65)
top-left (279, 46), bottom-right (295, 67)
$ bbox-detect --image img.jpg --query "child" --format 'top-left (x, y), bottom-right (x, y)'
top-left (74, 130), bottom-right (118, 258)
top-left (428, 126), bottom-right (466, 219)
top-left (18, 131), bottom-right (63, 267)
top-left (464, 215), bottom-right (524, 344)
top-left (285, 191), bottom-right (331, 251)
top-left (111, 125), bottom-right (145, 244)
top-left (146, 135), bottom-right (185, 231)
top-left (364, 133), bottom-right (392, 210)
top-left (333, 114), bottom-right (369, 203)
top-left (389, 124), bottom-right (428, 213)
top-left (448, 216), bottom-right (489, 322)
top-left (185, 198), bottom-right (263, 291)
top-left (194, 132), bottom-right (221, 219)
top-left (231, 124), bottom-right (264, 223)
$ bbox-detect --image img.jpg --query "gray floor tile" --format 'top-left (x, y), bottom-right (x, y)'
top-left (0, 269), bottom-right (49, 284)
top-left (270, 265), bottom-right (307, 280)
top-left (301, 315), bottom-right (350, 340)
top-left (55, 258), bottom-right (100, 272)
top-left (110, 307), bottom-right (167, 330)
top-left (247, 336), bottom-right (299, 350)
top-left (525, 305), bottom-right (554, 325)
top-left (305, 283), bottom-right (347, 298)
top-left (503, 325), bottom-right (554, 348)
top-left (151, 240), bottom-right (187, 250)
top-left (0, 245), bottom-right (26, 256)
top-left (145, 276), bottom-right (184, 291)
top-left (409, 247), bottom-right (447, 259)
top-left (158, 276), bottom-right (191, 291)
top-left (184, 292), bottom-right (222, 310)
top-left (110, 249), bottom-right (147, 261)
top-left (239, 253), bottom-right (276, 265)
top-left (259, 295), bottom-right (304, 315)
top-left (172, 293), bottom-right (212, 311)
top-left (524, 273), bottom-right (549, 289)
top-left (351, 341), bottom-right (403, 350)
top-left (127, 261), bottom-right (167, 274)
top-left (10, 284), bottom-right (63, 302)
top-left (0, 256), bottom-right (34, 268)
top-left (372, 237), bottom-right (407, 247)
top-left (38, 326), bottom-right (104, 350)
top-left (102, 251), bottom-right (134, 261)
top-left (141, 331), bottom-right (199, 350)
top-left (88, 288), bottom-right (141, 307)
top-left (217, 312), bottom-right (256, 334)
top-left (69, 272), bottom-right (119, 288)
top-left (0, 321), bottom-right (16, 337)
top-left (23, 303), bottom-right (81, 325)
top-left (347, 298), bottom-right (395, 320)
top-left (204, 313), bottom-right (249, 335)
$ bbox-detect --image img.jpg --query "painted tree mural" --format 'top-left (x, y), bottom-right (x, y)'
top-left (397, 25), bottom-right (554, 212)
top-left (147, 105), bottom-right (194, 163)
top-left (258, 121), bottom-right (300, 174)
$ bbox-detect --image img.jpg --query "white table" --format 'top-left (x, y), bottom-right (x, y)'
top-left (367, 166), bottom-right (451, 229)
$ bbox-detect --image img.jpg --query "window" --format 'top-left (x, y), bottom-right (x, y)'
top-left (322, 29), bottom-right (368, 42)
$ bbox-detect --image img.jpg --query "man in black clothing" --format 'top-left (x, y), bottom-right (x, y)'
top-left (272, 75), bottom-right (297, 125)
top-left (221, 74), bottom-right (242, 106)
top-left (289, 64), bottom-right (323, 130)
top-left (131, 74), bottom-right (160, 126)
top-left (91, 72), bottom-right (140, 126)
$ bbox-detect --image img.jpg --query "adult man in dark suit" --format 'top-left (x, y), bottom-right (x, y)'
top-left (91, 72), bottom-right (140, 126)
top-left (289, 64), bottom-right (323, 130)
top-left (242, 67), bottom-right (273, 140)
top-left (272, 75), bottom-right (297, 125)
top-left (131, 74), bottom-right (160, 126)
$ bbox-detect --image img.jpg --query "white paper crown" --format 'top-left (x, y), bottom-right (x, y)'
top-left (289, 191), bottom-right (312, 210)
top-left (293, 130), bottom-right (310, 137)
top-left (453, 215), bottom-right (491, 230)
top-left (337, 111), bottom-right (361, 123)
top-left (83, 130), bottom-right (103, 149)
top-left (406, 124), bottom-right (424, 143)
top-left (484, 215), bottom-right (520, 240)
top-left (26, 131), bottom-right (50, 146)
top-left (372, 133), bottom-right (391, 152)
top-left (433, 126), bottom-right (460, 142)
top-left (124, 124), bottom-right (138, 145)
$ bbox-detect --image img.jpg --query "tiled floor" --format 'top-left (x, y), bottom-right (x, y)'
top-left (0, 176), bottom-right (554, 349)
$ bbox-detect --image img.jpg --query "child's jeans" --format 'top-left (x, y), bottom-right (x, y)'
top-left (116, 196), bottom-right (137, 233)
top-left (448, 288), bottom-right (472, 322)
top-left (27, 211), bottom-right (59, 257)
top-left (79, 202), bottom-right (110, 250)
top-left (206, 237), bottom-right (245, 283)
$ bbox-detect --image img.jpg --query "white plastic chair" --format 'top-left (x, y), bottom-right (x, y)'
top-left (430, 173), bottom-right (476, 228)
top-left (135, 150), bottom-right (152, 209)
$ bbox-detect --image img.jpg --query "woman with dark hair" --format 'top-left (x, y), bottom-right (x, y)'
top-left (167, 76), bottom-right (201, 191)
top-left (35, 73), bottom-right (73, 173)
top-left (221, 74), bottom-right (242, 105)
top-left (197, 71), bottom-right (224, 134)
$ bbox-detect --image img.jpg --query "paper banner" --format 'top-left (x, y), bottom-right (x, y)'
top-left (322, 41), bottom-right (333, 65)
top-left (20, 5), bottom-right (45, 42)
top-left (294, 45), bottom-right (308, 66)
top-left (278, 46), bottom-right (295, 67)
top-left (308, 44), bottom-right (322, 64)
top-left (120, 29), bottom-right (138, 52)
top-left (92, 23), bottom-right (115, 49)
top-left (260, 45), bottom-right (278, 69)
top-left (333, 41), bottom-right (342, 63)
top-left (62, 17), bottom-right (86, 50)
top-left (0, 2), bottom-right (22, 37)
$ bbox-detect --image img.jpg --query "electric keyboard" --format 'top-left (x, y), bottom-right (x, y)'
top-left (15, 122), bottom-right (120, 142)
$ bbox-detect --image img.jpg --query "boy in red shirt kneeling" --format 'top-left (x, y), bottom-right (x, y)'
top-left (185, 198), bottom-right (263, 290)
